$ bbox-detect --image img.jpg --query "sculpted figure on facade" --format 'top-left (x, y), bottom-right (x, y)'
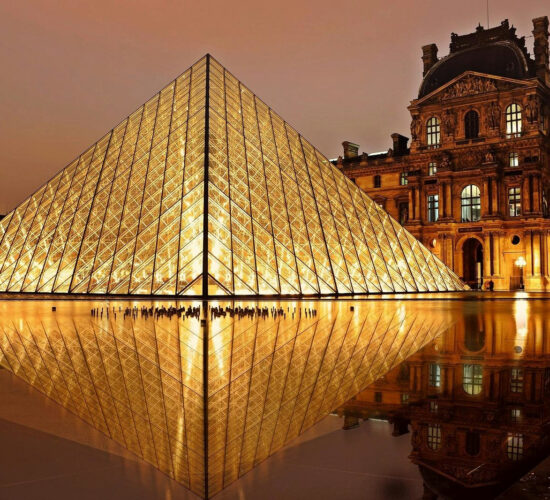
top-left (410, 115), bottom-right (421, 141)
top-left (442, 109), bottom-right (457, 135)
top-left (525, 95), bottom-right (539, 124)
top-left (484, 150), bottom-right (495, 163)
top-left (485, 101), bottom-right (501, 129)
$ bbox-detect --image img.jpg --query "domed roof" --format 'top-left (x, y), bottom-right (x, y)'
top-left (419, 21), bottom-right (535, 98)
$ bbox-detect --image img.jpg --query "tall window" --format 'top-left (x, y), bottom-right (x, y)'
top-left (507, 433), bottom-right (524, 461)
top-left (427, 424), bottom-right (442, 450)
top-left (427, 194), bottom-right (439, 222)
top-left (463, 364), bottom-right (483, 395)
top-left (399, 202), bottom-right (409, 224)
top-left (511, 368), bottom-right (524, 393)
top-left (506, 103), bottom-right (522, 137)
top-left (464, 110), bottom-right (479, 139)
top-left (465, 432), bottom-right (481, 456)
top-left (511, 408), bottom-right (522, 423)
top-left (428, 162), bottom-right (437, 176)
top-left (429, 363), bottom-right (441, 387)
top-left (461, 185), bottom-right (481, 222)
top-left (374, 175), bottom-right (381, 188)
top-left (426, 117), bottom-right (441, 147)
top-left (509, 151), bottom-right (519, 167)
top-left (400, 171), bottom-right (408, 185)
top-left (509, 187), bottom-right (521, 216)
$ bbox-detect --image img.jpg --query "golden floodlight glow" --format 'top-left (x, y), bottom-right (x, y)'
top-left (0, 299), bottom-right (455, 498)
top-left (0, 55), bottom-right (466, 296)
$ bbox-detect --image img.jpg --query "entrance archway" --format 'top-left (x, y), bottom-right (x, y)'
top-left (462, 238), bottom-right (483, 289)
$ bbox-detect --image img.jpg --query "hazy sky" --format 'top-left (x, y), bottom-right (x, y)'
top-left (0, 0), bottom-right (546, 211)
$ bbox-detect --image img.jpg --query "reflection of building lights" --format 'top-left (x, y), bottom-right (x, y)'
top-left (514, 299), bottom-right (528, 353)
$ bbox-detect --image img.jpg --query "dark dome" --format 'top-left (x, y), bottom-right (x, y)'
top-left (419, 41), bottom-right (532, 97)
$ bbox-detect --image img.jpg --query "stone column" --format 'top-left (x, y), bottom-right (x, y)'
top-left (408, 188), bottom-right (415, 220)
top-left (483, 233), bottom-right (491, 280)
top-left (482, 178), bottom-right (490, 217)
top-left (445, 182), bottom-right (452, 219)
top-left (491, 178), bottom-right (499, 214)
top-left (415, 187), bottom-right (421, 221)
top-left (525, 230), bottom-right (533, 276)
top-left (492, 232), bottom-right (501, 276)
top-left (533, 176), bottom-right (541, 214)
top-left (523, 176), bottom-right (531, 214)
top-left (533, 231), bottom-right (542, 275)
top-left (440, 183), bottom-right (447, 218)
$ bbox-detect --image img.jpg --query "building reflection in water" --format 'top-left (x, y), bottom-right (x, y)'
top-left (0, 299), bottom-right (454, 499)
top-left (338, 299), bottom-right (550, 499)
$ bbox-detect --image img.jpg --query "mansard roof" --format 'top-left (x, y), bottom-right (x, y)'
top-left (419, 20), bottom-right (536, 98)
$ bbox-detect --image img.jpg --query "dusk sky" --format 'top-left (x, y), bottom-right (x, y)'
top-left (0, 0), bottom-right (546, 212)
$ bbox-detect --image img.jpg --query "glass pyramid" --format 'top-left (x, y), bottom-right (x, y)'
top-left (0, 55), bottom-right (466, 296)
top-left (0, 299), bottom-right (455, 498)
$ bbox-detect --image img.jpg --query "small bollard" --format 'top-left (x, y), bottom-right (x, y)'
top-left (52, 306), bottom-right (56, 312)
top-left (350, 306), bottom-right (354, 312)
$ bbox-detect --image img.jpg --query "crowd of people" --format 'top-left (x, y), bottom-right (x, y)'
top-left (89, 304), bottom-right (318, 321)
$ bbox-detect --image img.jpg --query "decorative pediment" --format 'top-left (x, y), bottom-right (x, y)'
top-left (441, 75), bottom-right (497, 99)
top-left (415, 71), bottom-right (532, 106)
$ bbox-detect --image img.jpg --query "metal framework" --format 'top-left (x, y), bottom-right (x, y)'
top-left (0, 55), bottom-right (466, 297)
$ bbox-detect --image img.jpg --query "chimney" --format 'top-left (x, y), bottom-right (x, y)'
top-left (422, 44), bottom-right (438, 76)
top-left (342, 141), bottom-right (360, 159)
top-left (391, 133), bottom-right (409, 155)
top-left (533, 16), bottom-right (550, 86)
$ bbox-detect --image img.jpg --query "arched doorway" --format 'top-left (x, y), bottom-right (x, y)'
top-left (462, 238), bottom-right (483, 289)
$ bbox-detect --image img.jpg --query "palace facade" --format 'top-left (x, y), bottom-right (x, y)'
top-left (336, 17), bottom-right (550, 290)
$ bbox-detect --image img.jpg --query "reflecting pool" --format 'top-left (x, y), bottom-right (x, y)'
top-left (338, 296), bottom-right (550, 499)
top-left (0, 298), bottom-right (454, 498)
top-left (2, 296), bottom-right (549, 499)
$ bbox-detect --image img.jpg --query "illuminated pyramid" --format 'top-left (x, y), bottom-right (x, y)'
top-left (0, 55), bottom-right (465, 296)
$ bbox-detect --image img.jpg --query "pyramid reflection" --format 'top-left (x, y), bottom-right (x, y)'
top-left (0, 299), bottom-right (454, 497)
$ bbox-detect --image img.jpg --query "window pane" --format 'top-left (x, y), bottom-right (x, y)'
top-left (508, 187), bottom-right (521, 216)
top-left (463, 364), bottom-right (483, 395)
top-left (506, 104), bottom-right (522, 137)
top-left (427, 117), bottom-right (441, 147)
top-left (427, 424), bottom-right (442, 450)
top-left (461, 185), bottom-right (481, 222)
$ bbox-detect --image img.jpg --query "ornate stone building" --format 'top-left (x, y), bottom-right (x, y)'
top-left (337, 302), bottom-right (550, 498)
top-left (336, 17), bottom-right (550, 290)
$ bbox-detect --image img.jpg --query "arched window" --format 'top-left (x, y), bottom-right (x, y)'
top-left (429, 363), bottom-right (441, 387)
top-left (461, 185), bottom-right (481, 222)
top-left (465, 431), bottom-right (480, 456)
top-left (463, 364), bottom-right (483, 395)
top-left (506, 103), bottom-right (522, 137)
top-left (426, 117), bottom-right (441, 147)
top-left (464, 110), bottom-right (479, 139)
